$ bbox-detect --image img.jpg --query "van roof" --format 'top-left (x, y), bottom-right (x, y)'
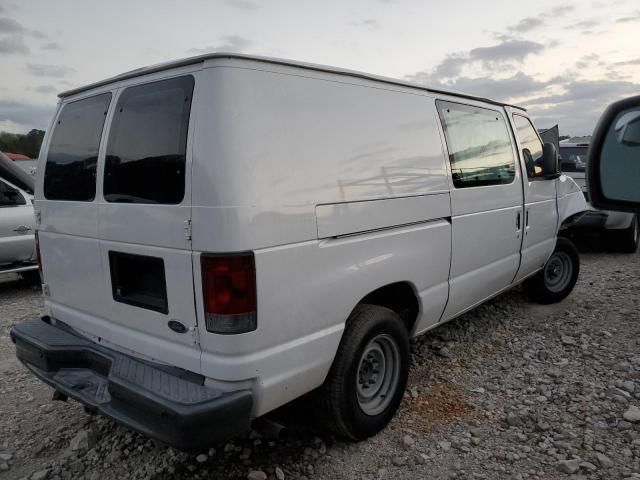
top-left (59, 52), bottom-right (526, 111)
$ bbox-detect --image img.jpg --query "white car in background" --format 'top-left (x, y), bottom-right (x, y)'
top-left (559, 141), bottom-right (639, 253)
top-left (0, 152), bottom-right (39, 280)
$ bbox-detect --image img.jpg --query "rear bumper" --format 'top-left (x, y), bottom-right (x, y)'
top-left (569, 209), bottom-right (634, 230)
top-left (10, 317), bottom-right (253, 450)
top-left (570, 210), bottom-right (608, 228)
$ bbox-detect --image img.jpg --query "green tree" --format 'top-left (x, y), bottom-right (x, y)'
top-left (0, 129), bottom-right (45, 158)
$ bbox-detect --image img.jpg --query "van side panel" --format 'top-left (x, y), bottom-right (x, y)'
top-left (192, 64), bottom-right (451, 415)
top-left (191, 65), bottom-right (449, 252)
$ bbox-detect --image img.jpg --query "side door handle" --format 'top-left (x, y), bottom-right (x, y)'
top-left (13, 225), bottom-right (32, 233)
top-left (516, 212), bottom-right (521, 232)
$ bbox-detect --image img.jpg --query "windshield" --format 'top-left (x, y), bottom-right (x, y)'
top-left (559, 146), bottom-right (588, 172)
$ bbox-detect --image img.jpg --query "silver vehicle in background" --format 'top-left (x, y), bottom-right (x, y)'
top-left (0, 152), bottom-right (39, 279)
top-left (559, 141), bottom-right (639, 252)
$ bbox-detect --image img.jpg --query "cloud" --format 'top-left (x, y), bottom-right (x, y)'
top-left (404, 10), bottom-right (640, 136)
top-left (358, 19), bottom-right (380, 30)
top-left (224, 0), bottom-right (257, 9)
top-left (567, 19), bottom-right (601, 29)
top-left (469, 40), bottom-right (545, 67)
top-left (33, 85), bottom-right (58, 94)
top-left (0, 34), bottom-right (28, 55)
top-left (410, 39), bottom-right (545, 83)
top-left (616, 13), bottom-right (640, 23)
top-left (188, 35), bottom-right (251, 54)
top-left (548, 5), bottom-right (575, 16)
top-left (575, 53), bottom-right (601, 68)
top-left (0, 99), bottom-right (55, 131)
top-left (524, 79), bottom-right (640, 133)
top-left (507, 17), bottom-right (545, 33)
top-left (433, 73), bottom-right (550, 101)
top-left (25, 63), bottom-right (74, 78)
top-left (0, 17), bottom-right (25, 33)
top-left (0, 17), bottom-right (46, 38)
top-left (614, 58), bottom-right (640, 66)
top-left (41, 41), bottom-right (62, 51)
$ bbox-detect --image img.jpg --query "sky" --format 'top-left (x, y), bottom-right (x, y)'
top-left (0, 0), bottom-right (638, 136)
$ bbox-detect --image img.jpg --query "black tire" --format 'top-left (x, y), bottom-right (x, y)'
top-left (319, 304), bottom-right (409, 440)
top-left (606, 215), bottom-right (639, 254)
top-left (524, 237), bottom-right (580, 304)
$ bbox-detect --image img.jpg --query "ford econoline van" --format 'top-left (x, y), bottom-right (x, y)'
top-left (11, 53), bottom-right (587, 449)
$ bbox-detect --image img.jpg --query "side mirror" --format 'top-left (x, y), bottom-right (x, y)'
top-left (588, 95), bottom-right (640, 212)
top-left (542, 142), bottom-right (561, 178)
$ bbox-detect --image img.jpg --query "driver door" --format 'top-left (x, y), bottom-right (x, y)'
top-left (508, 111), bottom-right (558, 282)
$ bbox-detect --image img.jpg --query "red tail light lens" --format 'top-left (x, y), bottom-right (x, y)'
top-left (201, 254), bottom-right (257, 334)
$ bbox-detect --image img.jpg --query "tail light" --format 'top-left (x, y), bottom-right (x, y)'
top-left (201, 253), bottom-right (257, 334)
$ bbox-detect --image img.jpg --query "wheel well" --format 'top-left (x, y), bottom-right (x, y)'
top-left (357, 282), bottom-right (420, 334)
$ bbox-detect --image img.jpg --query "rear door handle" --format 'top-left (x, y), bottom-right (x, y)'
top-left (516, 212), bottom-right (521, 231)
top-left (13, 225), bottom-right (32, 233)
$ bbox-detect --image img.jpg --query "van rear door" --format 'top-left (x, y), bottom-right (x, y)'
top-left (38, 74), bottom-right (201, 373)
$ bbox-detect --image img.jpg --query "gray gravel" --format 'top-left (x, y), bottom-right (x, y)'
top-left (1, 248), bottom-right (639, 480)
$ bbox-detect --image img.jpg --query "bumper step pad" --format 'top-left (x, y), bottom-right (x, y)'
top-left (10, 318), bottom-right (252, 450)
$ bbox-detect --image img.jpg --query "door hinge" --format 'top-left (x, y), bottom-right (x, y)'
top-left (183, 220), bottom-right (192, 241)
top-left (190, 326), bottom-right (200, 346)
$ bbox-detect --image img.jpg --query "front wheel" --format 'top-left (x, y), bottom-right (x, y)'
top-left (607, 215), bottom-right (639, 254)
top-left (318, 304), bottom-right (409, 440)
top-left (524, 237), bottom-right (580, 304)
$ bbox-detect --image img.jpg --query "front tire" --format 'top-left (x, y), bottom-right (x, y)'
top-left (319, 304), bottom-right (409, 440)
top-left (607, 215), bottom-right (639, 254)
top-left (524, 237), bottom-right (580, 304)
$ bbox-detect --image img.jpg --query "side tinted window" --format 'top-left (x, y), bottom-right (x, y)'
top-left (437, 101), bottom-right (516, 188)
top-left (104, 76), bottom-right (194, 204)
top-left (0, 179), bottom-right (26, 206)
top-left (513, 114), bottom-right (544, 179)
top-left (44, 93), bottom-right (112, 201)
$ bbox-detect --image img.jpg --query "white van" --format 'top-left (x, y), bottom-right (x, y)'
top-left (11, 53), bottom-right (587, 449)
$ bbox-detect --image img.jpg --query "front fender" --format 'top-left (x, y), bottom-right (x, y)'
top-left (556, 174), bottom-right (588, 230)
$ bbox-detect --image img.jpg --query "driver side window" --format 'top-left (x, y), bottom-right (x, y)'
top-left (513, 114), bottom-right (545, 179)
top-left (0, 179), bottom-right (26, 207)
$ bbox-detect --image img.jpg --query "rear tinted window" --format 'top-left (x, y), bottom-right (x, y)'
top-left (104, 76), bottom-right (194, 204)
top-left (44, 93), bottom-right (112, 201)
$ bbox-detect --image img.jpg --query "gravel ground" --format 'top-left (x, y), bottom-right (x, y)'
top-left (1, 245), bottom-right (639, 480)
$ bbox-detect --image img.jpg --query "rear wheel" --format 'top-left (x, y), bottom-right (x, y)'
top-left (319, 304), bottom-right (409, 440)
top-left (606, 215), bottom-right (639, 254)
top-left (524, 237), bottom-right (580, 304)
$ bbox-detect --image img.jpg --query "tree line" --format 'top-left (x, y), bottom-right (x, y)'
top-left (0, 129), bottom-right (46, 159)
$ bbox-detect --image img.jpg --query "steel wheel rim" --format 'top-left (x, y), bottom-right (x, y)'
top-left (356, 334), bottom-right (401, 416)
top-left (544, 251), bottom-right (573, 293)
